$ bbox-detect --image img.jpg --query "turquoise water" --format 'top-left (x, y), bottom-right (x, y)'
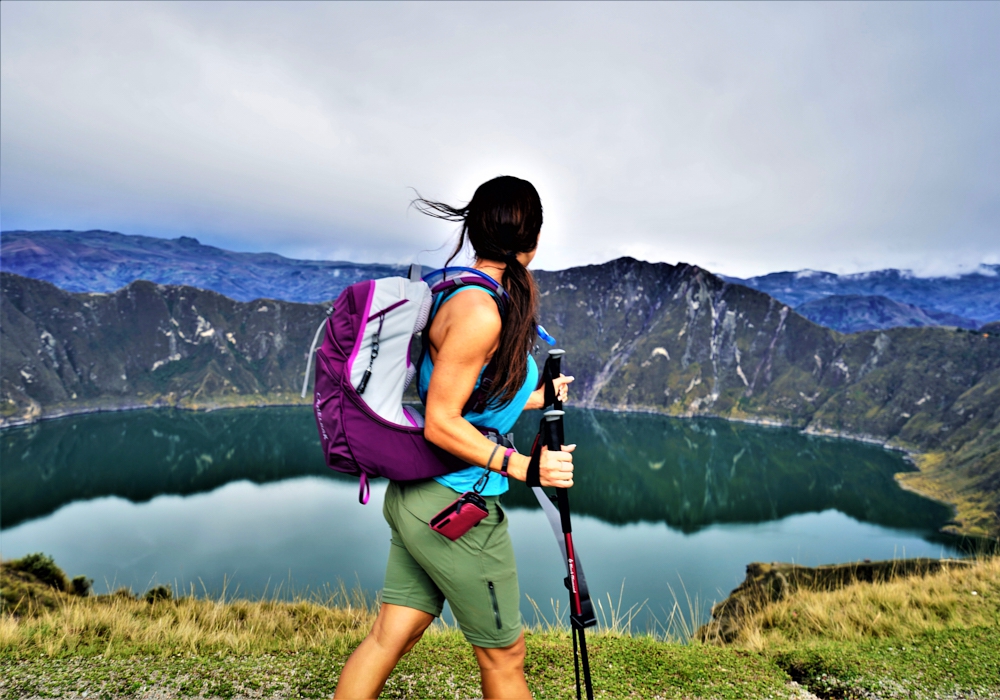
top-left (1, 407), bottom-right (959, 627)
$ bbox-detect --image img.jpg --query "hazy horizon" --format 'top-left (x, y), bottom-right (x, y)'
top-left (6, 226), bottom-right (1000, 281)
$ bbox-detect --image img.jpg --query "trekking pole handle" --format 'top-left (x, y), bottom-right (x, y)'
top-left (543, 410), bottom-right (564, 451)
top-left (545, 348), bottom-right (565, 410)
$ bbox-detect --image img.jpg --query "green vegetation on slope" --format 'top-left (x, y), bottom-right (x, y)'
top-left (898, 417), bottom-right (1000, 538)
top-left (774, 627), bottom-right (1000, 700)
top-left (1, 273), bottom-right (324, 426)
top-left (0, 638), bottom-right (802, 700)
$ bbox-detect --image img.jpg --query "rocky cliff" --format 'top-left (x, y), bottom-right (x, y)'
top-left (533, 259), bottom-right (998, 444)
top-left (1, 273), bottom-right (328, 423)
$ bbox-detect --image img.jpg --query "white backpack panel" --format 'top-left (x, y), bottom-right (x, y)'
top-left (349, 277), bottom-right (432, 425)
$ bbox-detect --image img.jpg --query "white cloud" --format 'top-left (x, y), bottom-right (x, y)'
top-left (1, 1), bottom-right (998, 276)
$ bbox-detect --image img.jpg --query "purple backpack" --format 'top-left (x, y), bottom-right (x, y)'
top-left (301, 266), bottom-right (509, 503)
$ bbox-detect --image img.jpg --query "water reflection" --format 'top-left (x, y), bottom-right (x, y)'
top-left (2, 408), bottom-right (341, 529)
top-left (506, 411), bottom-right (952, 533)
top-left (3, 407), bottom-right (950, 535)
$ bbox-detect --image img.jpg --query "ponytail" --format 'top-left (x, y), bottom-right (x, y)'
top-left (414, 175), bottom-right (542, 406)
top-left (491, 252), bottom-right (538, 405)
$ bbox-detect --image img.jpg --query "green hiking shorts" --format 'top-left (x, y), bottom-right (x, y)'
top-left (381, 479), bottom-right (522, 648)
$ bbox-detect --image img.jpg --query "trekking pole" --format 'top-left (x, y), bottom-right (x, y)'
top-left (542, 349), bottom-right (595, 700)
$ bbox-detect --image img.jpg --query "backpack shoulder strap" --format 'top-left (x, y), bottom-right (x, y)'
top-left (419, 268), bottom-right (508, 415)
top-left (423, 267), bottom-right (509, 317)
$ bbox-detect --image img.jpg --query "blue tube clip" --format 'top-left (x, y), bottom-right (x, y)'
top-left (537, 324), bottom-right (557, 345)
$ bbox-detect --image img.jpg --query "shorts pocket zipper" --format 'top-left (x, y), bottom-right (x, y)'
top-left (488, 581), bottom-right (502, 630)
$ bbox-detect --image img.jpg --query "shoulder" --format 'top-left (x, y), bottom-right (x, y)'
top-left (437, 287), bottom-right (502, 332)
top-left (429, 287), bottom-right (502, 355)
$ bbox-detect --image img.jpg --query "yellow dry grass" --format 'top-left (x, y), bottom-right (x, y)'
top-left (736, 555), bottom-right (1000, 651)
top-left (0, 585), bottom-right (381, 657)
top-left (896, 451), bottom-right (1000, 539)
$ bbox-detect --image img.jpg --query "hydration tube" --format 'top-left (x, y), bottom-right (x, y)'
top-left (301, 308), bottom-right (332, 399)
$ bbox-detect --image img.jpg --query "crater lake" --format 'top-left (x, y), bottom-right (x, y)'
top-left (1, 406), bottom-right (961, 629)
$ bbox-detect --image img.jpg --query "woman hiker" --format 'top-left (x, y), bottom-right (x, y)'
top-left (333, 176), bottom-right (576, 699)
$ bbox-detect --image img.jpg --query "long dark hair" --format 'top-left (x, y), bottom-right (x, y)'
top-left (414, 175), bottom-right (542, 406)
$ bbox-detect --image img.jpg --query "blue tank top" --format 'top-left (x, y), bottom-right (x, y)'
top-left (418, 287), bottom-right (539, 496)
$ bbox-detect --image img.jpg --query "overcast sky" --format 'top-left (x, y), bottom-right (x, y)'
top-left (1, 2), bottom-right (997, 277)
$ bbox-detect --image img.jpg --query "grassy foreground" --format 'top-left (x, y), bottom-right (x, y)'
top-left (2, 555), bottom-right (999, 699)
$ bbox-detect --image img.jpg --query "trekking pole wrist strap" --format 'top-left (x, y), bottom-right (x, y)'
top-left (543, 375), bottom-right (556, 408)
top-left (525, 434), bottom-right (542, 487)
top-left (486, 443), bottom-right (502, 472)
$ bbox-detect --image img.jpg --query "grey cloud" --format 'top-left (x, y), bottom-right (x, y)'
top-left (1, 1), bottom-right (997, 276)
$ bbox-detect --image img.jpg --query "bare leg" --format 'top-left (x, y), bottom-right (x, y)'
top-left (334, 603), bottom-right (435, 699)
top-left (473, 632), bottom-right (532, 699)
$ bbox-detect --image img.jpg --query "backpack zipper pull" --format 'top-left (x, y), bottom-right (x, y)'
top-left (357, 368), bottom-right (373, 394)
top-left (357, 317), bottom-right (384, 395)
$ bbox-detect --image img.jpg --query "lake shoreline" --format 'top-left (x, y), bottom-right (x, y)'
top-left (3, 396), bottom-right (980, 540)
top-left (575, 402), bottom-right (920, 456)
top-left (0, 396), bottom-right (918, 456)
top-left (0, 394), bottom-right (312, 430)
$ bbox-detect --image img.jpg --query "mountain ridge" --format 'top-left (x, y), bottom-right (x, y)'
top-left (726, 266), bottom-right (1000, 326)
top-left (3, 229), bottom-right (996, 331)
top-left (530, 258), bottom-right (999, 537)
top-left (0, 229), bottom-right (405, 304)
top-left (794, 294), bottom-right (979, 333)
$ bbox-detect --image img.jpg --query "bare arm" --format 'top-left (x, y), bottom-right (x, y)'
top-left (423, 291), bottom-right (574, 487)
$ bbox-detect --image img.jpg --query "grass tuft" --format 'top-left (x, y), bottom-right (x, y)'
top-left (1, 570), bottom-right (380, 658)
top-left (735, 555), bottom-right (1000, 650)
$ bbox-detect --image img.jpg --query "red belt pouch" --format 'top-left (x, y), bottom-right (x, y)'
top-left (429, 491), bottom-right (489, 541)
